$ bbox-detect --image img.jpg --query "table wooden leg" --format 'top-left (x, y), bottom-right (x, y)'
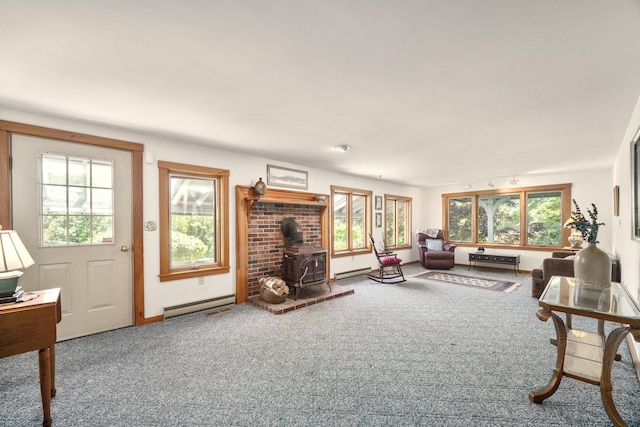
top-left (50, 345), bottom-right (56, 397)
top-left (38, 348), bottom-right (52, 427)
top-left (600, 328), bottom-right (630, 427)
top-left (530, 310), bottom-right (567, 404)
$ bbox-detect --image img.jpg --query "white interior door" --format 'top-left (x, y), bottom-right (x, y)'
top-left (11, 134), bottom-right (133, 340)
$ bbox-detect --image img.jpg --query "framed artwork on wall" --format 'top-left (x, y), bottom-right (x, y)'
top-left (267, 165), bottom-right (308, 190)
top-left (376, 212), bottom-right (382, 228)
top-left (375, 196), bottom-right (382, 210)
top-left (632, 127), bottom-right (640, 239)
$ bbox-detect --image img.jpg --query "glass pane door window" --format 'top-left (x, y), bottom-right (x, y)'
top-left (39, 153), bottom-right (114, 246)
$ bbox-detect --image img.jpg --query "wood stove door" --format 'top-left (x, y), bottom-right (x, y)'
top-left (307, 254), bottom-right (326, 282)
top-left (282, 253), bottom-right (297, 284)
top-left (296, 254), bottom-right (325, 284)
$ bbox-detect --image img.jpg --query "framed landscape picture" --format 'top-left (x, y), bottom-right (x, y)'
top-left (267, 165), bottom-right (308, 190)
top-left (375, 196), bottom-right (382, 210)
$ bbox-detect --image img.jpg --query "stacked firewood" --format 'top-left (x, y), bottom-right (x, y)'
top-left (259, 276), bottom-right (289, 296)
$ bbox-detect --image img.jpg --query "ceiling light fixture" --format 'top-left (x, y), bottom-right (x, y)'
top-left (509, 177), bottom-right (520, 185)
top-left (487, 181), bottom-right (495, 188)
top-left (334, 144), bottom-right (351, 152)
top-left (463, 183), bottom-right (472, 190)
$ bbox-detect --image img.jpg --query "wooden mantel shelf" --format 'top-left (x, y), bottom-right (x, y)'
top-left (245, 196), bottom-right (328, 207)
top-left (239, 185), bottom-right (329, 208)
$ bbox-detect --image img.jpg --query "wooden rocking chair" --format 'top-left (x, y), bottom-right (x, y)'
top-left (368, 234), bottom-right (406, 283)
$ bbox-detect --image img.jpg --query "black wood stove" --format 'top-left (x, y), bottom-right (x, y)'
top-left (280, 218), bottom-right (330, 299)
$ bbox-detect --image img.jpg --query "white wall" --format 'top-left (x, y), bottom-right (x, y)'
top-left (142, 138), bottom-right (421, 317)
top-left (612, 94), bottom-right (640, 359)
top-left (419, 168), bottom-right (613, 273)
top-left (0, 110), bottom-right (422, 318)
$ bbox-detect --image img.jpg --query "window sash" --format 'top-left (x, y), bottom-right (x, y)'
top-left (385, 195), bottom-right (412, 249)
top-left (39, 153), bottom-right (115, 246)
top-left (159, 161), bottom-right (229, 282)
top-left (331, 186), bottom-right (372, 256)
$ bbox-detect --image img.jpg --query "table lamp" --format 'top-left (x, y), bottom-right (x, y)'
top-left (0, 227), bottom-right (35, 294)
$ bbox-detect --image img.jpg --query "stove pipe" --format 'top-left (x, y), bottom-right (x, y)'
top-left (280, 217), bottom-right (304, 246)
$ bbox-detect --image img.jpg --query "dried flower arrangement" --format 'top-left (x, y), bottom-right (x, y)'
top-left (564, 199), bottom-right (605, 244)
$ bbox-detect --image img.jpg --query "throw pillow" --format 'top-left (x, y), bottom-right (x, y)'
top-left (380, 256), bottom-right (402, 265)
top-left (426, 239), bottom-right (444, 251)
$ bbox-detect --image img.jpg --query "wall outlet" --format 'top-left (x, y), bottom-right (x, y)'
top-left (198, 277), bottom-right (204, 285)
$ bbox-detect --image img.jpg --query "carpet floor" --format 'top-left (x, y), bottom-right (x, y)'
top-left (1, 263), bottom-right (639, 426)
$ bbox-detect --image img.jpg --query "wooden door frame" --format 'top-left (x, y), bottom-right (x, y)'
top-left (0, 120), bottom-right (147, 326)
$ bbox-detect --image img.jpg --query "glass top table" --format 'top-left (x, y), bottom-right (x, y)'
top-left (531, 276), bottom-right (640, 427)
top-left (539, 276), bottom-right (640, 326)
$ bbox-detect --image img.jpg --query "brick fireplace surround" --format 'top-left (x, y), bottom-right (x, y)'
top-left (247, 202), bottom-right (323, 296)
top-left (235, 186), bottom-right (331, 302)
top-left (235, 185), bottom-right (355, 314)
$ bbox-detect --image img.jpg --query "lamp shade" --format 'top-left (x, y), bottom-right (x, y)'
top-left (0, 229), bottom-right (35, 272)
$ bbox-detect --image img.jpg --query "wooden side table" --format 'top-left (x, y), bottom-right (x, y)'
top-left (468, 252), bottom-right (520, 276)
top-left (531, 276), bottom-right (640, 426)
top-left (0, 288), bottom-right (62, 427)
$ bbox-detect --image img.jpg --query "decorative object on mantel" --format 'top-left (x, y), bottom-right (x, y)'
top-left (565, 200), bottom-right (610, 286)
top-left (253, 177), bottom-right (267, 197)
top-left (567, 228), bottom-right (584, 249)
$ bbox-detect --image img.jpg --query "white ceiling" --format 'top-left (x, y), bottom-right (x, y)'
top-left (2, 0), bottom-right (640, 188)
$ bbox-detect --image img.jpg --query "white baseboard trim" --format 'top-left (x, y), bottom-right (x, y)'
top-left (164, 295), bottom-right (235, 319)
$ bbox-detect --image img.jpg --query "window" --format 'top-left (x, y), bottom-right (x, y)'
top-left (478, 194), bottom-right (521, 244)
top-left (527, 191), bottom-right (563, 245)
top-left (385, 194), bottom-right (412, 249)
top-left (158, 161), bottom-right (229, 281)
top-left (443, 184), bottom-right (570, 249)
top-left (448, 197), bottom-right (472, 242)
top-left (39, 153), bottom-right (114, 246)
top-left (331, 186), bottom-right (372, 256)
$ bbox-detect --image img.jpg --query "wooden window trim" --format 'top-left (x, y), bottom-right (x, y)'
top-left (442, 183), bottom-right (572, 251)
top-left (158, 161), bottom-right (230, 282)
top-left (330, 185), bottom-right (372, 257)
top-left (384, 194), bottom-right (412, 250)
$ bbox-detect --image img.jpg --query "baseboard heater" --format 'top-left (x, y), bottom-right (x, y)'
top-left (335, 267), bottom-right (371, 280)
top-left (164, 295), bottom-right (235, 319)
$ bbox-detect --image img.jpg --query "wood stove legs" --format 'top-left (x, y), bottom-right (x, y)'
top-left (291, 280), bottom-right (331, 300)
